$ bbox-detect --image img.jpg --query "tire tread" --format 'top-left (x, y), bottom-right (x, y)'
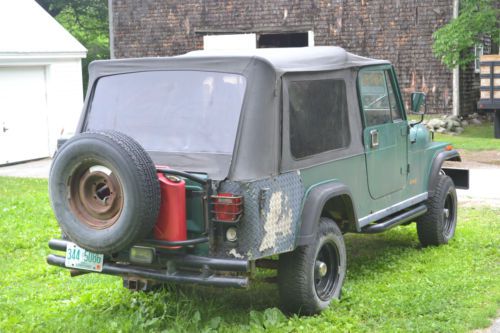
top-left (417, 174), bottom-right (456, 246)
top-left (87, 130), bottom-right (161, 252)
top-left (278, 218), bottom-right (345, 315)
top-left (50, 130), bottom-right (160, 253)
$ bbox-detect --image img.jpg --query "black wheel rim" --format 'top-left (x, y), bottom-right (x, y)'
top-left (442, 191), bottom-right (456, 235)
top-left (314, 240), bottom-right (340, 301)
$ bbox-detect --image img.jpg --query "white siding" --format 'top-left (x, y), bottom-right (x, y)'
top-left (0, 0), bottom-right (86, 164)
top-left (0, 57), bottom-right (84, 164)
top-left (45, 58), bottom-right (84, 154)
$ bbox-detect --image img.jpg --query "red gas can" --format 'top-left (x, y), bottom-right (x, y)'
top-left (154, 173), bottom-right (187, 246)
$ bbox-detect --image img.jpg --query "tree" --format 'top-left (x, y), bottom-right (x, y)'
top-left (36, 0), bottom-right (110, 92)
top-left (433, 0), bottom-right (499, 69)
top-left (35, 0), bottom-right (67, 17)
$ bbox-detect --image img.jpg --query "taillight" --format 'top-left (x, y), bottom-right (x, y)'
top-left (211, 193), bottom-right (243, 223)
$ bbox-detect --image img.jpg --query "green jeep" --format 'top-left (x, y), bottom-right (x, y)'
top-left (47, 46), bottom-right (469, 315)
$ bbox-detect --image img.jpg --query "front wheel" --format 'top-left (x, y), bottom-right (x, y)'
top-left (277, 217), bottom-right (346, 315)
top-left (417, 174), bottom-right (457, 246)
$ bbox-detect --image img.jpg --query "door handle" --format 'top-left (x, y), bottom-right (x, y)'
top-left (370, 129), bottom-right (379, 148)
top-left (2, 126), bottom-right (7, 133)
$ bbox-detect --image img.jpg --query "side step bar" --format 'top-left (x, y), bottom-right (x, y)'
top-left (361, 204), bottom-right (427, 234)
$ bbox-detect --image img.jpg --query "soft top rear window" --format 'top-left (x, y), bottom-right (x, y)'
top-left (86, 71), bottom-right (246, 155)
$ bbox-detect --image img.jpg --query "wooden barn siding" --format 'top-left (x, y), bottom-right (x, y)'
top-left (111, 0), bottom-right (470, 114)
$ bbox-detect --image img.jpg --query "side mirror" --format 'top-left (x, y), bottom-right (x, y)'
top-left (411, 92), bottom-right (427, 114)
top-left (410, 92), bottom-right (427, 125)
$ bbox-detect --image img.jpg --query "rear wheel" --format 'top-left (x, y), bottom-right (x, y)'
top-left (277, 217), bottom-right (346, 315)
top-left (417, 174), bottom-right (457, 246)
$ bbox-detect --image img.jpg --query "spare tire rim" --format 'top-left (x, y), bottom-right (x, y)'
top-left (68, 163), bottom-right (124, 229)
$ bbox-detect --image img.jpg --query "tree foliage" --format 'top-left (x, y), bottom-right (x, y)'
top-left (432, 0), bottom-right (499, 69)
top-left (35, 0), bottom-right (67, 17)
top-left (36, 0), bottom-right (110, 92)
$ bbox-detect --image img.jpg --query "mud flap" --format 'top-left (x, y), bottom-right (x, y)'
top-left (442, 167), bottom-right (469, 190)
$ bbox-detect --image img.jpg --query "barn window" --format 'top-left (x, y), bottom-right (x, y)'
top-left (258, 31), bottom-right (314, 48)
top-left (258, 33), bottom-right (307, 48)
top-left (202, 31), bottom-right (314, 50)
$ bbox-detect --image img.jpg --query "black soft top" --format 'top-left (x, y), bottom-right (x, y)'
top-left (87, 46), bottom-right (388, 80)
top-left (80, 47), bottom-right (390, 181)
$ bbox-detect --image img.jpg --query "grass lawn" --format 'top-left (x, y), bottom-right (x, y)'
top-left (434, 123), bottom-right (500, 151)
top-left (0, 177), bottom-right (499, 332)
top-left (408, 114), bottom-right (499, 151)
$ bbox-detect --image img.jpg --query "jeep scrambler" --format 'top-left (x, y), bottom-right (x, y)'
top-left (47, 46), bottom-right (469, 314)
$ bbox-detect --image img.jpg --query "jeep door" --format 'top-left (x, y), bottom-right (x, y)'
top-left (358, 66), bottom-right (408, 199)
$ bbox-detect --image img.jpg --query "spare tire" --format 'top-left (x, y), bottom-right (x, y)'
top-left (49, 130), bottom-right (160, 254)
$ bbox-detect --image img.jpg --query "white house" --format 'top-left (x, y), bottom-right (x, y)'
top-left (0, 0), bottom-right (87, 165)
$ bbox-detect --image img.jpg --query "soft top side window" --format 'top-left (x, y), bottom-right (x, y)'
top-left (288, 78), bottom-right (350, 159)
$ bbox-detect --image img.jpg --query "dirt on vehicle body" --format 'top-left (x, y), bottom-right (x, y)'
top-left (47, 46), bottom-right (469, 315)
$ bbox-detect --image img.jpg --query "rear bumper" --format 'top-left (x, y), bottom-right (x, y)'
top-left (46, 239), bottom-right (249, 288)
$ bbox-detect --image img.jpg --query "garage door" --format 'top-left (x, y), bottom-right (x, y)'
top-left (0, 66), bottom-right (50, 165)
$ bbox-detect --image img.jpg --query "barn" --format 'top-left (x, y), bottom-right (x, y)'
top-left (108, 0), bottom-right (497, 116)
top-left (0, 0), bottom-right (86, 165)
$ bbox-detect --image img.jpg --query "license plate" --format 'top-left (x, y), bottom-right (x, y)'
top-left (65, 242), bottom-right (104, 272)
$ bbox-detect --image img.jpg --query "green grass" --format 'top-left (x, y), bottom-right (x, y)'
top-left (409, 115), bottom-right (499, 151)
top-left (434, 123), bottom-right (500, 151)
top-left (1, 177), bottom-right (499, 332)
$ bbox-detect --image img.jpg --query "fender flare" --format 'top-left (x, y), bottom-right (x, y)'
top-left (295, 181), bottom-right (358, 246)
top-left (428, 149), bottom-right (461, 195)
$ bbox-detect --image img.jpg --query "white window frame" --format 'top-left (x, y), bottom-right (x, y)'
top-left (203, 34), bottom-right (257, 50)
top-left (308, 31), bottom-right (315, 46)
